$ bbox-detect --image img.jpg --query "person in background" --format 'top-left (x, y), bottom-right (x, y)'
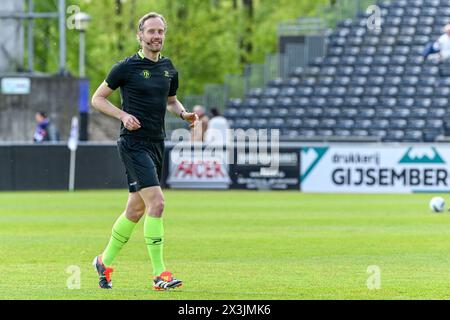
top-left (204, 107), bottom-right (230, 144)
top-left (33, 111), bottom-right (60, 143)
top-left (191, 105), bottom-right (209, 142)
top-left (424, 24), bottom-right (450, 62)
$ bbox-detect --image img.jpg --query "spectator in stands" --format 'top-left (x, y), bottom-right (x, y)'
top-left (423, 42), bottom-right (440, 60)
top-left (204, 108), bottom-right (230, 144)
top-left (33, 111), bottom-right (60, 143)
top-left (424, 24), bottom-right (450, 62)
top-left (191, 105), bottom-right (209, 142)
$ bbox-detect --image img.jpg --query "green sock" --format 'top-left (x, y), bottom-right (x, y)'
top-left (102, 214), bottom-right (137, 267)
top-left (144, 216), bottom-right (165, 276)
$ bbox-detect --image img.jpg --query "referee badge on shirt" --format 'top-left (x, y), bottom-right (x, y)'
top-left (141, 70), bottom-right (151, 79)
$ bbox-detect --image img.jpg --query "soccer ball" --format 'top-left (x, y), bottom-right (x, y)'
top-left (429, 197), bottom-right (446, 213)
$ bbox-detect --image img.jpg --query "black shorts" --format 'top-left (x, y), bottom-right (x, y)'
top-left (117, 135), bottom-right (165, 193)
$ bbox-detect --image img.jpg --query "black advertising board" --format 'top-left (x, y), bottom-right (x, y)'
top-left (229, 148), bottom-right (300, 190)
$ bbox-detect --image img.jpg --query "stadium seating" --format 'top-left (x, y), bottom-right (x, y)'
top-left (224, 0), bottom-right (450, 142)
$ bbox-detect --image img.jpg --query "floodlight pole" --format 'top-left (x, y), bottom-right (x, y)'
top-left (58, 0), bottom-right (66, 75)
top-left (73, 12), bottom-right (91, 77)
top-left (27, 0), bottom-right (33, 72)
top-left (74, 12), bottom-right (91, 141)
top-left (79, 30), bottom-right (85, 77)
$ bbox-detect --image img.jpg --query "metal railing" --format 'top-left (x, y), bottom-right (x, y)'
top-left (278, 17), bottom-right (327, 36)
top-left (0, 0), bottom-right (68, 74)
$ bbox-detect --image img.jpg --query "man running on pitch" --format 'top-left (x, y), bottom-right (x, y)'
top-left (91, 12), bottom-right (197, 290)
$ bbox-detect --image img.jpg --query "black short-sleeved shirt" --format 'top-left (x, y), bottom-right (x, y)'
top-left (105, 50), bottom-right (178, 140)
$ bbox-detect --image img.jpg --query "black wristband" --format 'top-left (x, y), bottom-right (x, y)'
top-left (180, 110), bottom-right (186, 120)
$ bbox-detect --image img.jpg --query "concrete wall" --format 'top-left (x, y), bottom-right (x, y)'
top-left (0, 75), bottom-right (79, 142)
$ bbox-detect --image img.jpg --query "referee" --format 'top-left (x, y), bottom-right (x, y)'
top-left (91, 12), bottom-right (197, 290)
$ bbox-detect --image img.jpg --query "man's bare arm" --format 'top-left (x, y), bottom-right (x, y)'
top-left (91, 82), bottom-right (141, 131)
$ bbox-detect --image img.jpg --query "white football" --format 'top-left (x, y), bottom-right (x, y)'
top-left (429, 197), bottom-right (446, 213)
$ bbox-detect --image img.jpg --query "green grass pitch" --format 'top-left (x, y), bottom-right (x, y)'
top-left (1, 190), bottom-right (450, 300)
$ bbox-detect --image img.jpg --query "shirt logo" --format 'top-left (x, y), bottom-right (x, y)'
top-left (151, 237), bottom-right (162, 245)
top-left (141, 70), bottom-right (151, 79)
top-left (164, 71), bottom-right (170, 78)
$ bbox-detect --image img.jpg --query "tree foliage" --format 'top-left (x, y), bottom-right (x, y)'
top-left (29, 0), bottom-right (326, 103)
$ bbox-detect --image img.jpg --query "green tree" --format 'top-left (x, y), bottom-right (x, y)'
top-left (29, 0), bottom-right (328, 105)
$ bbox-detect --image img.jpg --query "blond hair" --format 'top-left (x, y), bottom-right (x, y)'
top-left (137, 12), bottom-right (167, 33)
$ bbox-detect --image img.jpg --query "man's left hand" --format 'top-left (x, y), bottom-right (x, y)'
top-left (183, 112), bottom-right (199, 128)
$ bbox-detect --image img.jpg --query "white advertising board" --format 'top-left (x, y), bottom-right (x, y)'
top-left (1, 78), bottom-right (30, 95)
top-left (167, 149), bottom-right (231, 189)
top-left (301, 146), bottom-right (450, 193)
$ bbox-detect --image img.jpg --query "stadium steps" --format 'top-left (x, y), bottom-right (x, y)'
top-left (223, 0), bottom-right (450, 143)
